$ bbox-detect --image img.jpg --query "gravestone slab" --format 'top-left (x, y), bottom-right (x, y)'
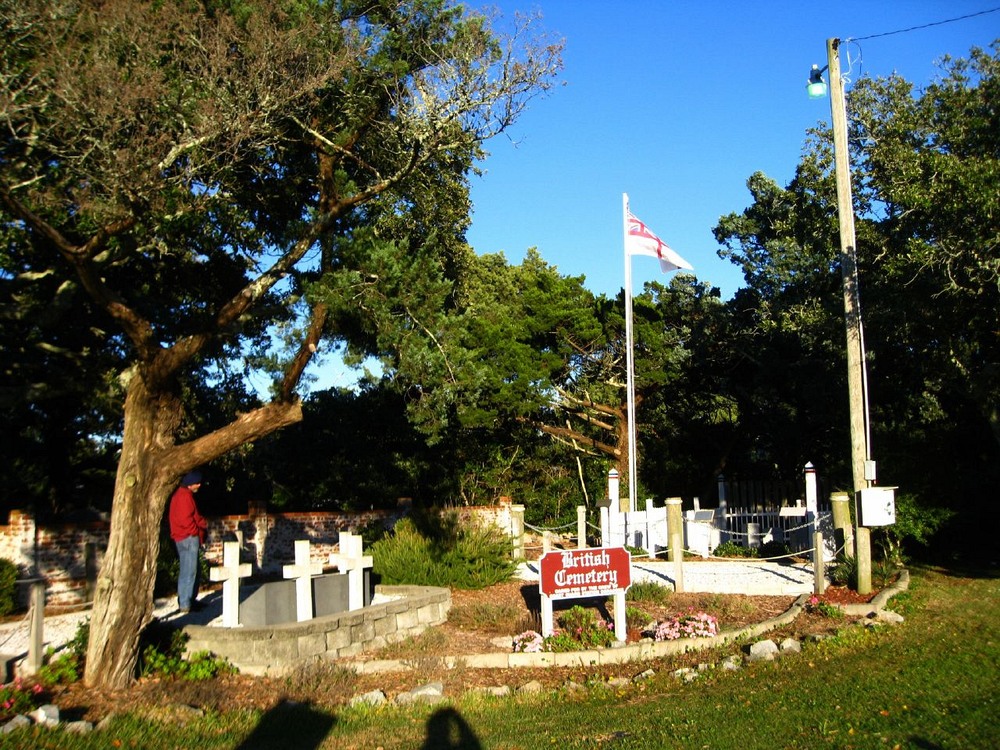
top-left (313, 573), bottom-right (347, 618)
top-left (314, 570), bottom-right (374, 616)
top-left (240, 580), bottom-right (297, 627)
top-left (239, 571), bottom-right (374, 627)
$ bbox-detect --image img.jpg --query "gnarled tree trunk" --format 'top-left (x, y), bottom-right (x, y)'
top-left (84, 377), bottom-right (182, 688)
top-left (83, 372), bottom-right (304, 689)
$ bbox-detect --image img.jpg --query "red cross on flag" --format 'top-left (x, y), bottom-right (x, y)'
top-left (626, 210), bottom-right (693, 273)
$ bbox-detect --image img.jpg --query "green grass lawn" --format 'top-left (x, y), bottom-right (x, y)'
top-left (4, 566), bottom-right (998, 749)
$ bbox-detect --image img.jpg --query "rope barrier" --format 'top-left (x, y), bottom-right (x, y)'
top-left (0, 609), bottom-right (33, 649)
top-left (701, 547), bottom-right (817, 563)
top-left (524, 521), bottom-right (577, 533)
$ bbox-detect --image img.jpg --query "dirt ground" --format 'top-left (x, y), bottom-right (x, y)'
top-left (46, 579), bottom-right (875, 724)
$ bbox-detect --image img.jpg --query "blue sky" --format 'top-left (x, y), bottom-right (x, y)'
top-left (466, 1), bottom-right (1000, 301)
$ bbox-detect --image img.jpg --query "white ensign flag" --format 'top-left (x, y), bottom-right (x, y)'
top-left (625, 211), bottom-right (693, 273)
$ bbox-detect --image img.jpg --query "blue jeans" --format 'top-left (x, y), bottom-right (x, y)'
top-left (175, 535), bottom-right (200, 610)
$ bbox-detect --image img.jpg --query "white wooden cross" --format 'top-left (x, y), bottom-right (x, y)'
top-left (209, 541), bottom-right (252, 627)
top-left (283, 539), bottom-right (322, 622)
top-left (329, 531), bottom-right (373, 611)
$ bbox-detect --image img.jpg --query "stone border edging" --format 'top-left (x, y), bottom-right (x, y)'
top-left (181, 584), bottom-right (451, 676)
top-left (835, 568), bottom-right (910, 616)
top-left (344, 570), bottom-right (911, 675)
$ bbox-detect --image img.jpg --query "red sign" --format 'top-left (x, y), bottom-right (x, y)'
top-left (539, 547), bottom-right (631, 598)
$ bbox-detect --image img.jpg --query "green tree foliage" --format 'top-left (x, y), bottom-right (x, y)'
top-left (0, 0), bottom-right (561, 688)
top-left (371, 514), bottom-right (516, 589)
top-left (713, 167), bottom-right (851, 484)
top-left (713, 42), bottom-right (1000, 558)
top-left (0, 558), bottom-right (17, 616)
top-left (846, 44), bottom-right (1000, 554)
top-left (304, 247), bottom-right (615, 520)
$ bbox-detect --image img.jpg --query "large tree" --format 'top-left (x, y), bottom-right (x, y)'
top-left (0, 0), bottom-right (561, 688)
top-left (713, 42), bottom-right (1000, 555)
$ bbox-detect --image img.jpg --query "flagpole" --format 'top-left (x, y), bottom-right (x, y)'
top-left (622, 193), bottom-right (638, 514)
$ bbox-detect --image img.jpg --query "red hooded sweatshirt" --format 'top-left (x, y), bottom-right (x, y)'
top-left (169, 486), bottom-right (207, 543)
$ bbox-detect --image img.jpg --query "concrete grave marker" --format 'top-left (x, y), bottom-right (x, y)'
top-left (210, 541), bottom-right (252, 627)
top-left (329, 532), bottom-right (373, 611)
top-left (283, 539), bottom-right (323, 622)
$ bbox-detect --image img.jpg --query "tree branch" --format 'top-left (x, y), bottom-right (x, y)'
top-left (164, 398), bottom-right (304, 472)
top-left (524, 417), bottom-right (620, 459)
top-left (280, 302), bottom-right (329, 402)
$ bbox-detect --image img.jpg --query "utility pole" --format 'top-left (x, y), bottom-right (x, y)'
top-left (826, 37), bottom-right (872, 594)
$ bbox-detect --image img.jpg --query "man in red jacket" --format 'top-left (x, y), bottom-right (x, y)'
top-left (169, 471), bottom-right (207, 612)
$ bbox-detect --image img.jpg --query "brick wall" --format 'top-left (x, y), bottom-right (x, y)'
top-left (202, 501), bottom-right (402, 576)
top-left (0, 499), bottom-right (516, 607)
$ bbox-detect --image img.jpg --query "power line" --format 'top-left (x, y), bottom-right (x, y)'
top-left (847, 6), bottom-right (1000, 42)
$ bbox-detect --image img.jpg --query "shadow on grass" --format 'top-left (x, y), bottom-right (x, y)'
top-left (421, 707), bottom-right (482, 749)
top-left (235, 699), bottom-right (336, 750)
top-left (925, 562), bottom-right (1000, 581)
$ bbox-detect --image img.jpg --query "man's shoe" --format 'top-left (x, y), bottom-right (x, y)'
top-left (179, 607), bottom-right (191, 614)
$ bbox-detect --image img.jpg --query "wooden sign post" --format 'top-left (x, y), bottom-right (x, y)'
top-left (538, 546), bottom-right (632, 642)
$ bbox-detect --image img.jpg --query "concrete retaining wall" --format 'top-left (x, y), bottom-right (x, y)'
top-left (181, 585), bottom-right (451, 676)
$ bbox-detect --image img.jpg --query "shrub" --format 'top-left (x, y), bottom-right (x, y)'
top-left (712, 541), bottom-right (755, 558)
top-left (625, 605), bottom-right (651, 630)
top-left (511, 607), bottom-right (617, 653)
top-left (648, 610), bottom-right (719, 641)
top-left (38, 651), bottom-right (81, 686)
top-left (805, 596), bottom-right (844, 619)
top-left (875, 492), bottom-right (954, 565)
top-left (872, 556), bottom-right (900, 589)
top-left (555, 605), bottom-right (616, 650)
top-left (625, 580), bottom-right (673, 605)
top-left (0, 558), bottom-right (18, 616)
top-left (139, 626), bottom-right (235, 681)
top-left (828, 553), bottom-right (857, 587)
top-left (757, 540), bottom-right (792, 560)
top-left (68, 617), bottom-right (90, 663)
top-left (0, 677), bottom-right (45, 720)
top-left (372, 514), bottom-right (516, 590)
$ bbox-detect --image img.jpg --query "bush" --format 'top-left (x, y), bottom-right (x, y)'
top-left (711, 541), bottom-right (755, 558)
top-left (624, 605), bottom-right (651, 630)
top-left (0, 558), bottom-right (18, 616)
top-left (38, 651), bottom-right (80, 686)
top-left (512, 606), bottom-right (617, 653)
top-left (555, 605), bottom-right (616, 650)
top-left (139, 624), bottom-right (235, 681)
top-left (648, 610), bottom-right (719, 641)
top-left (37, 618), bottom-right (90, 687)
top-left (0, 676), bottom-right (45, 720)
top-left (625, 580), bottom-right (673, 606)
top-left (875, 492), bottom-right (954, 565)
top-left (828, 553), bottom-right (857, 587)
top-left (757, 540), bottom-right (792, 560)
top-left (372, 514), bottom-right (516, 590)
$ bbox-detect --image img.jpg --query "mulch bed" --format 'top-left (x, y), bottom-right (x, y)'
top-left (42, 575), bottom-right (885, 723)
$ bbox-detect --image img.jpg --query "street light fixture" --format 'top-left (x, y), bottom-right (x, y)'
top-left (809, 38), bottom-right (873, 594)
top-left (807, 64), bottom-right (828, 98)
